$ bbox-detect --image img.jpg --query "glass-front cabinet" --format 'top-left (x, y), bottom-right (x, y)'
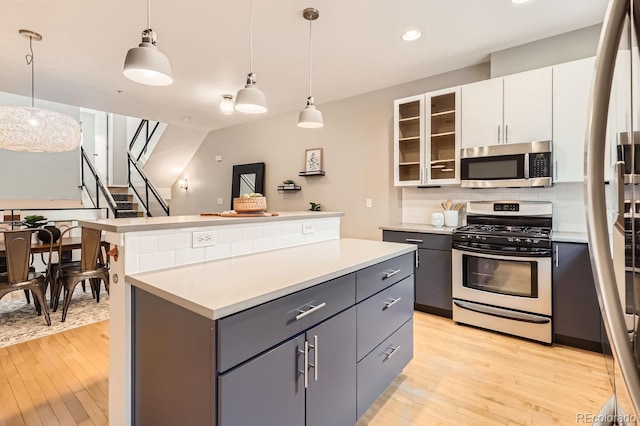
top-left (426, 87), bottom-right (460, 185)
top-left (393, 87), bottom-right (460, 187)
top-left (393, 95), bottom-right (424, 186)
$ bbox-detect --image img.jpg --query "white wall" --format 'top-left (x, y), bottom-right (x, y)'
top-left (169, 64), bottom-right (490, 240)
top-left (0, 92), bottom-right (81, 200)
top-left (111, 114), bottom-right (129, 185)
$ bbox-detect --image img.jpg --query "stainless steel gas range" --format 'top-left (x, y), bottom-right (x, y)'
top-left (452, 200), bottom-right (553, 344)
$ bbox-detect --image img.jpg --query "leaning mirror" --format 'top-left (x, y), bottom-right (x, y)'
top-left (231, 162), bottom-right (265, 209)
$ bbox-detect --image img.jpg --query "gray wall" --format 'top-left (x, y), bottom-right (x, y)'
top-left (490, 24), bottom-right (602, 77)
top-left (0, 92), bottom-right (81, 200)
top-left (170, 64), bottom-right (489, 240)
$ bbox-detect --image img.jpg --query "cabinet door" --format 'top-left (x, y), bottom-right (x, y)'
top-left (425, 87), bottom-right (461, 184)
top-left (461, 78), bottom-right (503, 148)
top-left (306, 307), bottom-right (356, 426)
top-left (553, 57), bottom-right (596, 183)
top-left (416, 248), bottom-right (452, 314)
top-left (394, 95), bottom-right (424, 186)
top-left (503, 67), bottom-right (552, 145)
top-left (218, 335), bottom-right (306, 426)
top-left (552, 243), bottom-right (602, 349)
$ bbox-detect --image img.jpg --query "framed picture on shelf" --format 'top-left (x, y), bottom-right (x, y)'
top-left (305, 148), bottom-right (323, 172)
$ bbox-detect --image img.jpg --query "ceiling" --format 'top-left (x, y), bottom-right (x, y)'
top-left (0, 0), bottom-right (607, 131)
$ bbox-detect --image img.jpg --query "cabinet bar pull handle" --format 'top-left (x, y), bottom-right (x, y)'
top-left (505, 124), bottom-right (509, 144)
top-left (416, 250), bottom-right (419, 268)
top-left (554, 160), bottom-right (558, 181)
top-left (384, 269), bottom-right (401, 279)
top-left (383, 345), bottom-right (401, 360)
top-left (555, 245), bottom-right (559, 268)
top-left (295, 302), bottom-right (327, 321)
top-left (298, 341), bottom-right (309, 388)
top-left (384, 297), bottom-right (402, 309)
top-left (405, 238), bottom-right (423, 243)
top-left (497, 125), bottom-right (501, 144)
top-left (308, 335), bottom-right (318, 381)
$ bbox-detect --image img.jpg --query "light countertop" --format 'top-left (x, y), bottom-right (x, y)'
top-left (79, 211), bottom-right (343, 233)
top-left (552, 231), bottom-right (588, 243)
top-left (126, 238), bottom-right (415, 320)
top-left (380, 223), bottom-right (454, 235)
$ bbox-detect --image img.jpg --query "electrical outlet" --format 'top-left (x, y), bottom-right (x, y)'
top-left (302, 223), bottom-right (314, 234)
top-left (217, 198), bottom-right (223, 205)
top-left (215, 155), bottom-right (223, 162)
top-left (192, 231), bottom-right (216, 248)
top-left (366, 198), bottom-right (373, 208)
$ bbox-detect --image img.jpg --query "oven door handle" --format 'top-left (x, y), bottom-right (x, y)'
top-left (454, 300), bottom-right (551, 324)
top-left (452, 243), bottom-right (552, 258)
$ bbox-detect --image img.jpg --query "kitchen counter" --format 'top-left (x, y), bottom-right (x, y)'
top-left (79, 211), bottom-right (343, 233)
top-left (380, 223), bottom-right (454, 235)
top-left (552, 231), bottom-right (588, 244)
top-left (127, 238), bottom-right (416, 320)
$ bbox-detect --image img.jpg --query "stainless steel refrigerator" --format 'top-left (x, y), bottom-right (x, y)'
top-left (586, 0), bottom-right (640, 424)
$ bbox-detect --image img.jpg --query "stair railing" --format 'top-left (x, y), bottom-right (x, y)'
top-left (128, 119), bottom-right (170, 217)
top-left (80, 147), bottom-right (118, 217)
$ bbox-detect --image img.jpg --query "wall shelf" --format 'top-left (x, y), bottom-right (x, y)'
top-left (277, 185), bottom-right (301, 191)
top-left (299, 171), bottom-right (326, 176)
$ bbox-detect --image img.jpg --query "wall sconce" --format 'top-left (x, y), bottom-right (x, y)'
top-left (178, 178), bottom-right (189, 190)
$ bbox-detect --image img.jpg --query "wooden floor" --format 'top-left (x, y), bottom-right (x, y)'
top-left (0, 312), bottom-right (612, 425)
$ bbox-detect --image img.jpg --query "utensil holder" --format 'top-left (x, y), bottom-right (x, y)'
top-left (444, 210), bottom-right (459, 227)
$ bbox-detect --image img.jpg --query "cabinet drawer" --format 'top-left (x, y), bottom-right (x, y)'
top-left (383, 231), bottom-right (452, 251)
top-left (356, 318), bottom-right (413, 420)
top-left (356, 252), bottom-right (414, 302)
top-left (217, 273), bottom-right (355, 373)
top-left (357, 276), bottom-right (414, 361)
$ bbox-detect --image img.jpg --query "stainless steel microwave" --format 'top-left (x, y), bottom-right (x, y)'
top-left (460, 140), bottom-right (552, 188)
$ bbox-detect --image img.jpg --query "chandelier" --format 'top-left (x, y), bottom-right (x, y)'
top-left (0, 30), bottom-right (81, 153)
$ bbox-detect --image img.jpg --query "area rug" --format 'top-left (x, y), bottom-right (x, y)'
top-left (0, 287), bottom-right (109, 348)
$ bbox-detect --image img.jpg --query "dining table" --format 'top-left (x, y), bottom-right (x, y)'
top-left (0, 236), bottom-right (110, 257)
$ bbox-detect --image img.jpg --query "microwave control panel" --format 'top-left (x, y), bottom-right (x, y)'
top-left (529, 152), bottom-right (551, 178)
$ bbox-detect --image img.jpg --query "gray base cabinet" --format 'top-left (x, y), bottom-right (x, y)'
top-left (383, 231), bottom-right (452, 317)
top-left (552, 242), bottom-right (602, 352)
top-left (133, 252), bottom-right (414, 425)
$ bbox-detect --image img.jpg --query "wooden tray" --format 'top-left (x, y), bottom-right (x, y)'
top-left (200, 212), bottom-right (279, 217)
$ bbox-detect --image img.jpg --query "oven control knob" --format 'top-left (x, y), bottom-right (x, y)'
top-left (533, 239), bottom-right (540, 244)
top-left (507, 237), bottom-right (514, 242)
top-left (526, 239), bottom-right (532, 243)
top-left (513, 238), bottom-right (521, 243)
top-left (475, 235), bottom-right (481, 240)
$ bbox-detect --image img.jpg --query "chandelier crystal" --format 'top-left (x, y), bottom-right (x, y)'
top-left (0, 30), bottom-right (81, 153)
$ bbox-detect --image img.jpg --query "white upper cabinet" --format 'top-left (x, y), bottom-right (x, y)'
top-left (461, 68), bottom-right (552, 149)
top-left (460, 78), bottom-right (503, 148)
top-left (425, 87), bottom-right (461, 185)
top-left (553, 57), bottom-right (596, 183)
top-left (394, 95), bottom-right (424, 186)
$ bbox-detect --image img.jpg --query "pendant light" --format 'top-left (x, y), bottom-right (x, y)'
top-left (220, 94), bottom-right (235, 115)
top-left (123, 0), bottom-right (173, 86)
top-left (235, 0), bottom-right (268, 113)
top-left (298, 8), bottom-right (323, 128)
top-left (0, 30), bottom-right (81, 153)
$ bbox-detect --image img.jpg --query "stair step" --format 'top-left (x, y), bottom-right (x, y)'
top-left (112, 193), bottom-right (132, 202)
top-left (116, 201), bottom-right (135, 210)
top-left (108, 186), bottom-right (130, 194)
top-left (115, 210), bottom-right (144, 218)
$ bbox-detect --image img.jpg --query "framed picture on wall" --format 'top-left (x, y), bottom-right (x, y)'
top-left (305, 148), bottom-right (323, 172)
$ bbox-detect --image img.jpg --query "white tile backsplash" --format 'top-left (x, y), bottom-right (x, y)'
top-left (125, 217), bottom-right (341, 274)
top-left (401, 182), bottom-right (603, 233)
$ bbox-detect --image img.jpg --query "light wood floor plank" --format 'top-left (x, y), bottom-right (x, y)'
top-left (0, 312), bottom-right (616, 426)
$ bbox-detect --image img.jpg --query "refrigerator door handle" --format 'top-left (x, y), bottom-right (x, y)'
top-left (585, 0), bottom-right (640, 415)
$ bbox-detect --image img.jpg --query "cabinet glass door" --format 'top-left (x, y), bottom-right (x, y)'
top-left (428, 89), bottom-right (460, 184)
top-left (395, 97), bottom-right (423, 185)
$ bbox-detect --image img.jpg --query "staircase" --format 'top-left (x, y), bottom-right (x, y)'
top-left (108, 186), bottom-right (144, 218)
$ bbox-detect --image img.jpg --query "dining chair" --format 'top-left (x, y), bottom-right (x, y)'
top-left (0, 228), bottom-right (53, 326)
top-left (53, 226), bottom-right (109, 322)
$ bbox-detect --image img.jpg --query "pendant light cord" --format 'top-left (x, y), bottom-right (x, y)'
top-left (147, 0), bottom-right (151, 29)
top-left (308, 18), bottom-right (313, 97)
top-left (25, 36), bottom-right (34, 108)
top-left (249, 0), bottom-right (253, 72)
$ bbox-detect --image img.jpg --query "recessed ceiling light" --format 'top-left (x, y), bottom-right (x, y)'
top-left (510, 0), bottom-right (531, 4)
top-left (401, 29), bottom-right (421, 42)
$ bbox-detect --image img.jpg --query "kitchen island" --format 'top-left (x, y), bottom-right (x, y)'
top-left (79, 212), bottom-right (415, 425)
